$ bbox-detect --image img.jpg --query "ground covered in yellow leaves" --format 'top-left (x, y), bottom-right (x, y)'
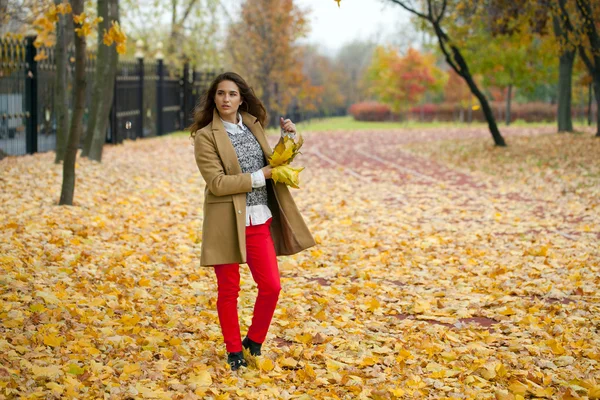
top-left (1, 126), bottom-right (599, 399)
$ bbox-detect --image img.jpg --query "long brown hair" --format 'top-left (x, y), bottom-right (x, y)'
top-left (188, 72), bottom-right (267, 139)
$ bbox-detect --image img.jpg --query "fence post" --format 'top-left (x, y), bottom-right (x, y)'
top-left (182, 61), bottom-right (190, 131)
top-left (136, 40), bottom-right (145, 139)
top-left (110, 76), bottom-right (118, 144)
top-left (156, 43), bottom-right (164, 136)
top-left (24, 35), bottom-right (38, 154)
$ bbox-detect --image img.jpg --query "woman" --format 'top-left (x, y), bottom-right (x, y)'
top-left (189, 72), bottom-right (316, 370)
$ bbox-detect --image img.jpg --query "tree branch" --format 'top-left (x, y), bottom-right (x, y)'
top-left (436, 0), bottom-right (447, 24)
top-left (180, 0), bottom-right (200, 25)
top-left (575, 0), bottom-right (600, 70)
top-left (387, 0), bottom-right (430, 20)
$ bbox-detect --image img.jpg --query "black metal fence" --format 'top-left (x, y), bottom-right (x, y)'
top-left (0, 35), bottom-right (217, 156)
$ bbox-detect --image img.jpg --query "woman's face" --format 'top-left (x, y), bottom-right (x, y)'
top-left (215, 80), bottom-right (242, 121)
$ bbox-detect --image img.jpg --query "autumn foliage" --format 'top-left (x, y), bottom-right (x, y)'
top-left (348, 102), bottom-right (392, 121)
top-left (365, 46), bottom-right (446, 114)
top-left (225, 0), bottom-right (319, 125)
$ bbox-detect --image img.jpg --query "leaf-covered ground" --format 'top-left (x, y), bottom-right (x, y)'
top-left (1, 126), bottom-right (599, 399)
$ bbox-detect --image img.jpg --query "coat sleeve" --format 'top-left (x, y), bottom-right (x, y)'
top-left (194, 130), bottom-right (253, 196)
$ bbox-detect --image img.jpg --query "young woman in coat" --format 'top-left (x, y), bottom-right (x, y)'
top-left (189, 72), bottom-right (316, 370)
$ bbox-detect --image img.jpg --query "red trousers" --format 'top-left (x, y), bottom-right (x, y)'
top-left (213, 217), bottom-right (281, 353)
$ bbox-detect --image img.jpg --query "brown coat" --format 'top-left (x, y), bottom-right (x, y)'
top-left (194, 109), bottom-right (316, 266)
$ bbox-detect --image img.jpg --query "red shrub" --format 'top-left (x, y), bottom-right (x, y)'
top-left (348, 102), bottom-right (392, 122)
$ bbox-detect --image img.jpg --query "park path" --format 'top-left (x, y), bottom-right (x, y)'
top-left (288, 126), bottom-right (598, 241)
top-left (266, 126), bottom-right (599, 335)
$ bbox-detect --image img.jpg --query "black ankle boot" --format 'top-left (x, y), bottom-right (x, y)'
top-left (242, 337), bottom-right (262, 356)
top-left (227, 351), bottom-right (247, 371)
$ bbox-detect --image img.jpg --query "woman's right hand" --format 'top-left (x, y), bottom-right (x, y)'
top-left (261, 165), bottom-right (273, 179)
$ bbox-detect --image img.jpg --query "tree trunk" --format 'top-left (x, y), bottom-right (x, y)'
top-left (573, 0), bottom-right (600, 136)
top-left (81, 0), bottom-right (119, 161)
top-left (432, 23), bottom-right (506, 145)
top-left (59, 0), bottom-right (86, 206)
top-left (552, 12), bottom-right (575, 133)
top-left (53, 0), bottom-right (70, 163)
top-left (505, 84), bottom-right (512, 126)
top-left (463, 73), bottom-right (505, 145)
top-left (588, 82), bottom-right (593, 126)
top-left (263, 79), bottom-right (274, 127)
top-left (557, 50), bottom-right (575, 132)
top-left (594, 80), bottom-right (600, 137)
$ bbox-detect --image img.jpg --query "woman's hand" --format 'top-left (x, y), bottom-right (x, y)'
top-left (280, 117), bottom-right (296, 135)
top-left (261, 165), bottom-right (273, 179)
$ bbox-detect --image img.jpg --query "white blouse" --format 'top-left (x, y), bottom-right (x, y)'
top-left (221, 113), bottom-right (296, 226)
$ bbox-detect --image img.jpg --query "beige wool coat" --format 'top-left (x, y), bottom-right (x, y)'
top-left (194, 109), bottom-right (316, 266)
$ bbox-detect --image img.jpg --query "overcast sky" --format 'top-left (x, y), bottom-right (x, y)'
top-left (294, 0), bottom-right (411, 53)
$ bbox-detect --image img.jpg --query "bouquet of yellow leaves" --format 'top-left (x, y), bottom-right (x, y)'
top-left (268, 133), bottom-right (305, 189)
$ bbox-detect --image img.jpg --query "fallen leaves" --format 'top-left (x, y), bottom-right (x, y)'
top-left (0, 127), bottom-right (598, 398)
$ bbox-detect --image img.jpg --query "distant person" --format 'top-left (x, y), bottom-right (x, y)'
top-left (188, 72), bottom-right (316, 370)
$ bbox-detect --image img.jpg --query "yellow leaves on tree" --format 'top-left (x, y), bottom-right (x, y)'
top-left (225, 0), bottom-right (313, 121)
top-left (268, 135), bottom-right (305, 189)
top-left (73, 13), bottom-right (103, 39)
top-left (103, 21), bottom-right (128, 55)
top-left (31, 1), bottom-right (126, 61)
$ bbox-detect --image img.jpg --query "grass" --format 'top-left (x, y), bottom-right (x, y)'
top-left (171, 116), bottom-right (579, 137)
top-left (403, 131), bottom-right (600, 200)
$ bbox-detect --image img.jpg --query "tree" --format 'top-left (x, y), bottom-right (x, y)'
top-left (461, 23), bottom-right (557, 126)
top-left (366, 46), bottom-right (446, 115)
top-left (552, 0), bottom-right (577, 132)
top-left (573, 0), bottom-right (600, 136)
top-left (225, 0), bottom-right (309, 126)
top-left (382, 0), bottom-right (507, 146)
top-left (59, 0), bottom-right (87, 205)
top-left (81, 0), bottom-right (122, 161)
top-left (552, 0), bottom-right (600, 136)
top-left (299, 45), bottom-right (346, 116)
top-left (335, 40), bottom-right (377, 108)
top-left (53, 0), bottom-right (71, 163)
top-left (119, 0), bottom-right (220, 70)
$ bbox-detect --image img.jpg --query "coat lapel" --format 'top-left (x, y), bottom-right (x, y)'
top-left (212, 108), bottom-right (242, 174)
top-left (212, 108), bottom-right (273, 174)
top-left (241, 111), bottom-right (273, 159)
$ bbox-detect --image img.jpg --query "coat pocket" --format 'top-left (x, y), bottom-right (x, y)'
top-left (205, 194), bottom-right (234, 203)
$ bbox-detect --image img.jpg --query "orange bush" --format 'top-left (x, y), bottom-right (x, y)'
top-left (348, 102), bottom-right (392, 121)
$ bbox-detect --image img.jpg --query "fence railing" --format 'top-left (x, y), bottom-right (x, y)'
top-left (0, 35), bottom-right (218, 156)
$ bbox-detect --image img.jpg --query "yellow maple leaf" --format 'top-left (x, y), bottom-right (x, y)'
top-left (46, 382), bottom-right (64, 395)
top-left (272, 165), bottom-right (304, 188)
top-left (546, 339), bottom-right (566, 355)
top-left (72, 12), bottom-right (86, 24)
top-left (295, 333), bottom-right (313, 345)
top-left (122, 363), bottom-right (142, 375)
top-left (258, 358), bottom-right (275, 372)
top-left (43, 334), bottom-right (64, 347)
top-left (187, 370), bottom-right (212, 386)
top-left (509, 380), bottom-right (528, 395)
top-left (366, 297), bottom-right (381, 312)
top-left (32, 365), bottom-right (62, 379)
top-left (281, 358), bottom-right (298, 368)
top-left (413, 299), bottom-right (430, 314)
